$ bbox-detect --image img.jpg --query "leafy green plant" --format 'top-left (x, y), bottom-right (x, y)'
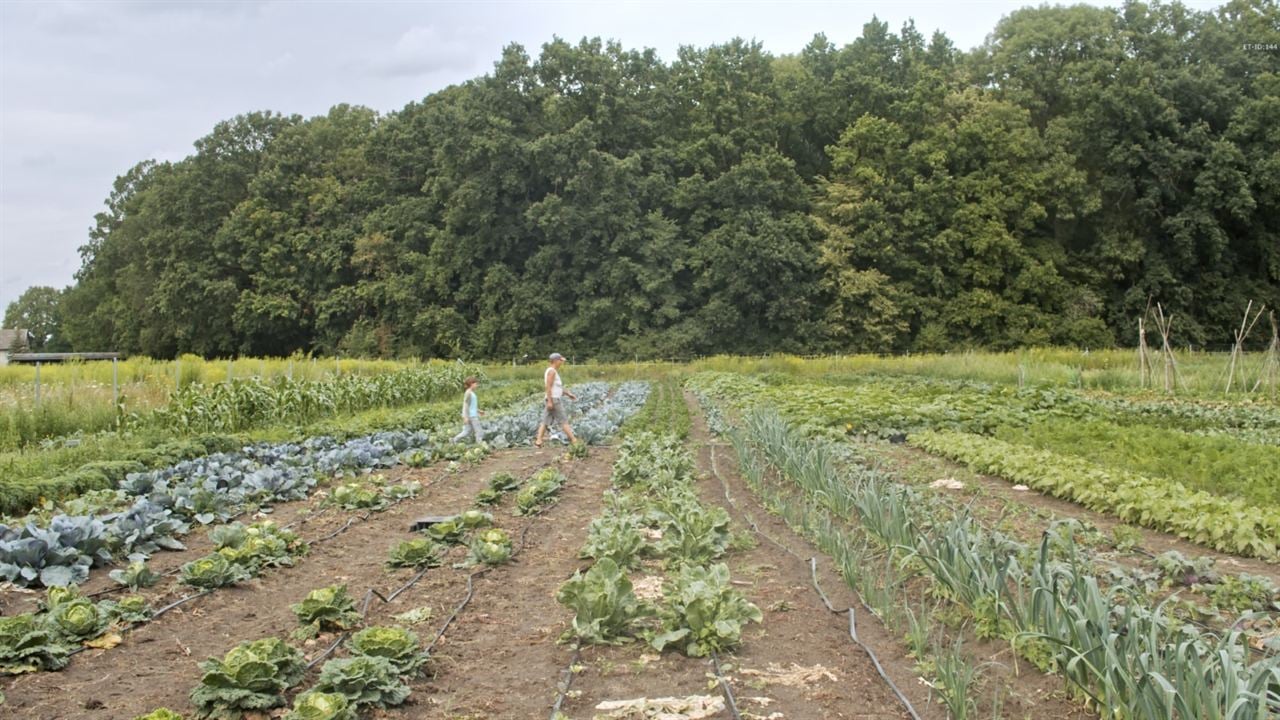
top-left (566, 440), bottom-right (589, 459)
top-left (467, 528), bottom-right (513, 566)
top-left (1153, 550), bottom-right (1217, 587)
top-left (314, 655), bottom-right (410, 709)
top-left (423, 517), bottom-right (466, 544)
top-left (101, 594), bottom-right (152, 624)
top-left (1110, 524), bottom-right (1143, 552)
top-left (284, 691), bottom-right (356, 720)
top-left (215, 521), bottom-right (307, 572)
top-left (291, 585), bottom-right (362, 633)
top-left (458, 510), bottom-right (492, 529)
top-left (515, 468), bottom-right (565, 515)
top-left (180, 553), bottom-right (251, 589)
top-left (655, 502), bottom-right (731, 567)
top-left (347, 626), bottom-right (426, 676)
top-left (386, 538), bottom-right (443, 569)
top-left (109, 560), bottom-right (159, 591)
top-left (329, 482), bottom-right (384, 511)
top-left (190, 637), bottom-right (306, 719)
top-left (0, 613), bottom-right (71, 673)
top-left (132, 710), bottom-right (186, 720)
top-left (579, 513), bottom-right (647, 569)
top-left (48, 596), bottom-right (109, 642)
top-left (1207, 573), bottom-right (1279, 613)
top-left (651, 563), bottom-right (761, 657)
top-left (488, 472), bottom-right (519, 492)
top-left (556, 558), bottom-right (651, 645)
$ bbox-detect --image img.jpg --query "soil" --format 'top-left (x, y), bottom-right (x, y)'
top-left (2, 393), bottom-right (1127, 720)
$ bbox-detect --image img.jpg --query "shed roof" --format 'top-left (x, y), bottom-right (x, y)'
top-left (0, 329), bottom-right (31, 351)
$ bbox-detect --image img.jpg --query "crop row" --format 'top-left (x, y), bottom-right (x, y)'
top-left (0, 382), bottom-right (648, 589)
top-left (556, 431), bottom-right (760, 667)
top-left (717, 404), bottom-right (1280, 720)
top-left (690, 372), bottom-right (1280, 557)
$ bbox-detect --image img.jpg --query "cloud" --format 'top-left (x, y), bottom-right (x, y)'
top-left (370, 25), bottom-right (483, 78)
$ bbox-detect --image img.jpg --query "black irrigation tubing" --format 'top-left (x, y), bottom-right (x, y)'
top-left (547, 642), bottom-right (583, 720)
top-left (709, 650), bottom-right (744, 720)
top-left (708, 443), bottom-right (924, 720)
top-left (425, 572), bottom-right (476, 655)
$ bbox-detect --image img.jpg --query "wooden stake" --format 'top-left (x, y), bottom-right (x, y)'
top-left (1225, 301), bottom-right (1265, 394)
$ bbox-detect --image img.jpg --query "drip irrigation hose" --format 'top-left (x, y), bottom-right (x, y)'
top-left (548, 643), bottom-right (583, 719)
top-left (709, 443), bottom-right (924, 720)
top-left (709, 650), bottom-right (744, 720)
top-left (152, 589), bottom-right (214, 619)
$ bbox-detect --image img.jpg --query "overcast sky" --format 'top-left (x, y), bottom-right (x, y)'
top-left (0, 0), bottom-right (1226, 313)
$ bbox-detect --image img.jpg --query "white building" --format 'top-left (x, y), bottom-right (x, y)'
top-left (0, 329), bottom-right (32, 365)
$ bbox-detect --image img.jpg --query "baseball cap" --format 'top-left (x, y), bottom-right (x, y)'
top-left (549, 352), bottom-right (565, 361)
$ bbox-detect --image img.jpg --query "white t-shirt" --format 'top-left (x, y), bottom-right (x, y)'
top-left (545, 366), bottom-right (564, 399)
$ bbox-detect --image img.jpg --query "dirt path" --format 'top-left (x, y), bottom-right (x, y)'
top-left (385, 446), bottom-right (617, 719)
top-left (1, 449), bottom-right (555, 720)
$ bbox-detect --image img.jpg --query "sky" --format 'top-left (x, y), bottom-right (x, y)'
top-left (0, 0), bottom-right (1227, 313)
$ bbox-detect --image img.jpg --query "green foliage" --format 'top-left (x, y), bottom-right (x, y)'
top-left (650, 563), bottom-right (762, 657)
top-left (914, 430), bottom-right (1280, 559)
top-left (654, 501), bottom-right (732, 567)
top-left (467, 528), bottom-right (513, 566)
top-left (214, 521), bottom-right (307, 572)
top-left (423, 517), bottom-right (466, 544)
top-left (0, 613), bottom-right (71, 674)
top-left (385, 538), bottom-right (443, 569)
top-left (1207, 574), bottom-right (1280, 614)
top-left (291, 585), bottom-right (362, 632)
top-left (579, 512), bottom-right (648, 570)
top-left (347, 626), bottom-right (426, 676)
top-left (2, 286), bottom-right (67, 352)
top-left (284, 691), bottom-right (356, 720)
top-left (555, 558), bottom-right (651, 645)
top-left (47, 596), bottom-right (109, 642)
top-left (179, 553), bottom-right (252, 590)
top-left (514, 468), bottom-right (566, 515)
top-left (109, 560), bottom-right (159, 591)
top-left (190, 637), bottom-right (306, 720)
top-left (314, 655), bottom-right (410, 709)
top-left (101, 594), bottom-right (153, 624)
top-left (458, 510), bottom-right (492, 529)
top-left (132, 710), bottom-right (186, 720)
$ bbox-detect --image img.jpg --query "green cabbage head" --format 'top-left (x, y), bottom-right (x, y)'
top-left (348, 626), bottom-right (426, 676)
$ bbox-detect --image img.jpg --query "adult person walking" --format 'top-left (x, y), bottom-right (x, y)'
top-left (535, 352), bottom-right (577, 448)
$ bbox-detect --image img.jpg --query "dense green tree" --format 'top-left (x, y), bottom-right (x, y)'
top-left (2, 286), bottom-right (68, 351)
top-left (44, 4), bottom-right (1280, 358)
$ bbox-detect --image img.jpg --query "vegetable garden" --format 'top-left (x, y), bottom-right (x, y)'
top-left (1, 358), bottom-right (1277, 719)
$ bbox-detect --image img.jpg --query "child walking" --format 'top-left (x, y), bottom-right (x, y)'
top-left (451, 377), bottom-right (484, 444)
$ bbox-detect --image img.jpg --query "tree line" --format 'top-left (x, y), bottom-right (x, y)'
top-left (8, 0), bottom-right (1278, 359)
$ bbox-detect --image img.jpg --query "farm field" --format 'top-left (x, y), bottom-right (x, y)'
top-left (0, 359), bottom-right (1278, 719)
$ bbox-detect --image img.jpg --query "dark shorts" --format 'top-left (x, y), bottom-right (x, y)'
top-left (541, 398), bottom-right (568, 425)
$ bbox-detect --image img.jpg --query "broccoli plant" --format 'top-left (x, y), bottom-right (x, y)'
top-left (650, 563), bottom-right (762, 657)
top-left (189, 637), bottom-right (306, 719)
top-left (555, 558), bottom-right (651, 645)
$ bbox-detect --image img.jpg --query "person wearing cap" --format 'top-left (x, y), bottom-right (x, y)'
top-left (535, 352), bottom-right (577, 448)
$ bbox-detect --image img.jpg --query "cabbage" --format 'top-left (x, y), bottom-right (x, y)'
top-left (132, 709), bottom-right (186, 720)
top-left (347, 626), bottom-right (426, 676)
top-left (0, 613), bottom-right (71, 673)
top-left (109, 560), bottom-right (159, 590)
top-left (315, 655), bottom-right (410, 708)
top-left (48, 597), bottom-right (109, 642)
top-left (467, 528), bottom-right (513, 566)
top-left (458, 510), bottom-right (492, 529)
top-left (284, 691), bottom-right (357, 720)
top-left (102, 594), bottom-right (152, 624)
top-left (180, 553), bottom-right (251, 589)
top-left (424, 518), bottom-right (465, 544)
top-left (386, 539), bottom-right (443, 569)
top-left (190, 637), bottom-right (306, 719)
top-left (291, 584), bottom-right (361, 632)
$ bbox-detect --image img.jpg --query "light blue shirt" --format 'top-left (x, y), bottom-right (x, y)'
top-left (465, 389), bottom-right (479, 418)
